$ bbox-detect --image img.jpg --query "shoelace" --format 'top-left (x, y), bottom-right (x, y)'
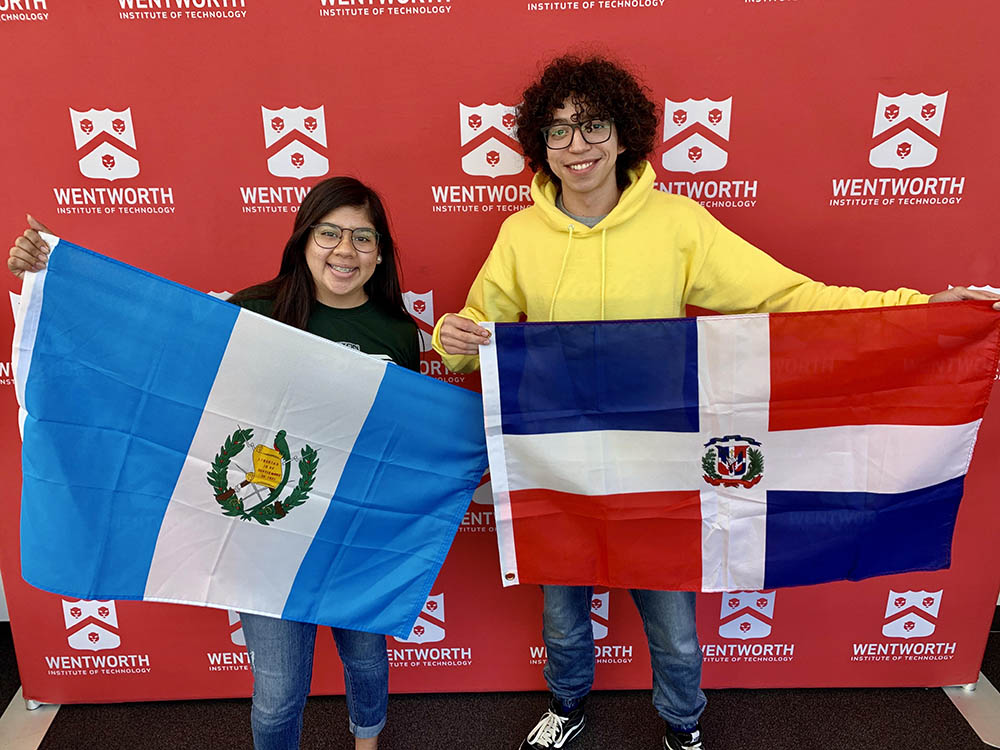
top-left (527, 710), bottom-right (568, 747)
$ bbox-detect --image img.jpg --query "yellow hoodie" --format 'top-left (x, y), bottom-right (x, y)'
top-left (432, 161), bottom-right (929, 373)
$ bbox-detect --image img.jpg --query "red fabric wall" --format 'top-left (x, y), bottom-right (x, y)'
top-left (1, 0), bottom-right (998, 702)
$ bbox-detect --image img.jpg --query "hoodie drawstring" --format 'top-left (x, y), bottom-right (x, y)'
top-left (600, 228), bottom-right (607, 321)
top-left (548, 224), bottom-right (609, 321)
top-left (549, 224), bottom-right (575, 321)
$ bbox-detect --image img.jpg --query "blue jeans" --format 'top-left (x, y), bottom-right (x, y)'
top-left (240, 613), bottom-right (388, 749)
top-left (541, 585), bottom-right (705, 732)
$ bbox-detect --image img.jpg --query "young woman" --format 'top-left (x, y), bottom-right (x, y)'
top-left (9, 176), bottom-right (420, 750)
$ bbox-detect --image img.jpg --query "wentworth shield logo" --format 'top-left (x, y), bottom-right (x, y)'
top-left (63, 599), bottom-right (121, 651)
top-left (395, 593), bottom-right (445, 644)
top-left (69, 108), bottom-right (139, 181)
top-left (590, 590), bottom-right (610, 640)
top-left (719, 591), bottom-right (774, 640)
top-left (869, 93), bottom-right (947, 170)
top-left (702, 435), bottom-right (763, 488)
top-left (662, 97), bottom-right (732, 174)
top-left (261, 106), bottom-right (329, 179)
top-left (403, 290), bottom-right (434, 352)
top-left (882, 589), bottom-right (942, 638)
top-left (208, 427), bottom-right (319, 525)
top-left (227, 610), bottom-right (245, 647)
top-left (459, 103), bottom-right (524, 178)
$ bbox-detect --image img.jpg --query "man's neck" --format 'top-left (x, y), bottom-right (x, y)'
top-left (560, 183), bottom-right (622, 218)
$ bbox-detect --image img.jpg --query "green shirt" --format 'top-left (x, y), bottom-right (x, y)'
top-left (236, 297), bottom-right (420, 372)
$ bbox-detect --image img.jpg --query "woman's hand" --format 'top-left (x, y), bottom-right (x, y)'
top-left (928, 286), bottom-right (1000, 311)
top-left (437, 313), bottom-right (492, 355)
top-left (8, 214), bottom-right (51, 280)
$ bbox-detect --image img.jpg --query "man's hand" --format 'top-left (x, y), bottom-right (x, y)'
top-left (929, 286), bottom-right (1000, 311)
top-left (437, 313), bottom-right (492, 355)
top-left (8, 214), bottom-right (51, 280)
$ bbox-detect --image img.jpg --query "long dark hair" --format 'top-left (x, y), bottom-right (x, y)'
top-left (230, 176), bottom-right (410, 329)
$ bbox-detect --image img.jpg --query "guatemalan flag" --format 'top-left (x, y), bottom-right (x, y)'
top-left (12, 236), bottom-right (488, 638)
top-left (479, 306), bottom-right (1000, 592)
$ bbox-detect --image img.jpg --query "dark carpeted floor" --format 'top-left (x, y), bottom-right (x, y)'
top-left (3, 615), bottom-right (998, 750)
top-left (0, 623), bottom-right (21, 710)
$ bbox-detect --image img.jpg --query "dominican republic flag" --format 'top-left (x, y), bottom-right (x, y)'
top-left (479, 306), bottom-right (1000, 591)
top-left (13, 237), bottom-right (488, 638)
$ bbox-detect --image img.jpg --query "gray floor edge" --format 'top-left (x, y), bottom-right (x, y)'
top-left (0, 687), bottom-right (59, 750)
top-left (944, 672), bottom-right (1000, 748)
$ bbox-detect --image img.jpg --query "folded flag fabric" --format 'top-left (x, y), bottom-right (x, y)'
top-left (479, 306), bottom-right (1000, 591)
top-left (13, 236), bottom-right (488, 638)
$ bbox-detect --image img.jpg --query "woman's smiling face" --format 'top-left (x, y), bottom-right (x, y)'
top-left (305, 204), bottom-right (380, 309)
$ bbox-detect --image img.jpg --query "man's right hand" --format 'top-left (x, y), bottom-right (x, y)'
top-left (437, 313), bottom-right (492, 355)
top-left (8, 214), bottom-right (52, 280)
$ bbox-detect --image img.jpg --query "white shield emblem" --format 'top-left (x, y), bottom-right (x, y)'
top-left (459, 103), bottom-right (524, 178)
top-left (590, 591), bottom-right (609, 641)
top-left (402, 290), bottom-right (434, 352)
top-left (460, 103), bottom-right (517, 145)
top-left (63, 599), bottom-right (121, 651)
top-left (869, 92), bottom-right (947, 170)
top-left (882, 589), bottom-right (942, 638)
top-left (261, 106), bottom-right (329, 179)
top-left (662, 97), bottom-right (732, 174)
top-left (228, 610), bottom-right (245, 647)
top-left (718, 591), bottom-right (774, 640)
top-left (402, 290), bottom-right (434, 327)
top-left (395, 593), bottom-right (445, 644)
top-left (69, 108), bottom-right (140, 181)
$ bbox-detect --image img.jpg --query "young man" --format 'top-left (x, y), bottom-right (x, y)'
top-left (432, 55), bottom-right (998, 750)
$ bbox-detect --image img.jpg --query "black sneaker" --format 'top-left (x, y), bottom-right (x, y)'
top-left (663, 723), bottom-right (705, 750)
top-left (518, 697), bottom-right (586, 749)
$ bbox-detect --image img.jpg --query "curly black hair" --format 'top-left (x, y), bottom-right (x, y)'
top-left (516, 55), bottom-right (659, 190)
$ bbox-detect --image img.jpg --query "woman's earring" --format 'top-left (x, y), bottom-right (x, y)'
top-left (376, 255), bottom-right (382, 263)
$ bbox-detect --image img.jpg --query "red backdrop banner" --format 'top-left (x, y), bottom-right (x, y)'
top-left (1, 0), bottom-right (997, 703)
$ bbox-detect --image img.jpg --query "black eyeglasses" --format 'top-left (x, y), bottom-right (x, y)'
top-left (541, 119), bottom-right (614, 149)
top-left (310, 223), bottom-right (379, 253)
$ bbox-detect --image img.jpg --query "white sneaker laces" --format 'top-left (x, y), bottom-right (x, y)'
top-left (526, 710), bottom-right (568, 747)
top-left (681, 729), bottom-right (703, 749)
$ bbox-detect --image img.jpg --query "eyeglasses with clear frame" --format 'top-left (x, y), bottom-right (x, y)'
top-left (540, 119), bottom-right (615, 149)
top-left (310, 223), bottom-right (380, 253)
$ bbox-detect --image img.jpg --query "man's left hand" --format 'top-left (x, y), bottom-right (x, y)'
top-left (928, 286), bottom-right (1000, 310)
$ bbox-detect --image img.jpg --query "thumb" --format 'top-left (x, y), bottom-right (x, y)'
top-left (26, 213), bottom-right (51, 234)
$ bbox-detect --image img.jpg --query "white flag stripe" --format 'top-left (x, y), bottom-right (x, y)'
top-left (765, 421), bottom-right (980, 493)
top-left (502, 430), bottom-right (704, 496)
top-left (697, 315), bottom-right (771, 591)
top-left (144, 309), bottom-right (386, 613)
top-left (498, 412), bottom-right (978, 496)
top-left (479, 323), bottom-right (520, 585)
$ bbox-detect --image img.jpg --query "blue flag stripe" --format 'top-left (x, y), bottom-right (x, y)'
top-left (282, 364), bottom-right (489, 636)
top-left (20, 242), bottom-right (239, 599)
top-left (762, 476), bottom-right (965, 588)
top-left (495, 319), bottom-right (700, 435)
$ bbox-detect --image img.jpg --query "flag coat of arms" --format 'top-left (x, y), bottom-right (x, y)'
top-left (12, 237), bottom-right (488, 638)
top-left (479, 306), bottom-right (999, 592)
